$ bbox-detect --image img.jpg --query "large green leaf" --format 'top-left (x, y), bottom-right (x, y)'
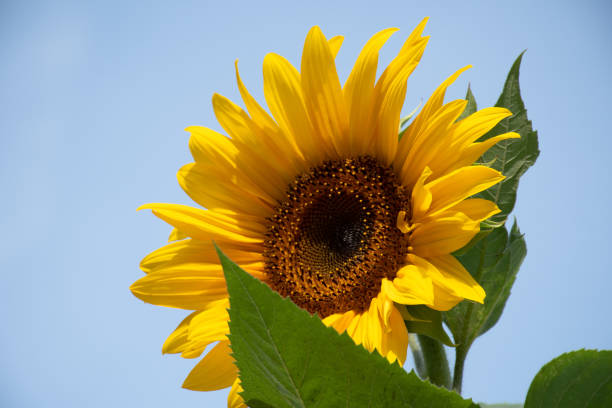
top-left (216, 245), bottom-right (478, 408)
top-left (475, 52), bottom-right (539, 226)
top-left (524, 350), bottom-right (612, 408)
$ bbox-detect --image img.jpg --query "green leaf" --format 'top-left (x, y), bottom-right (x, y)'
top-left (446, 221), bottom-right (526, 346)
top-left (445, 54), bottom-right (539, 392)
top-left (477, 222), bottom-right (526, 335)
top-left (216, 245), bottom-right (478, 408)
top-left (475, 51), bottom-right (540, 225)
top-left (524, 350), bottom-right (612, 408)
top-left (445, 221), bottom-right (527, 392)
top-left (403, 305), bottom-right (455, 347)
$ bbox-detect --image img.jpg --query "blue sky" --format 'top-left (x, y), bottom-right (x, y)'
top-left (1, 0), bottom-right (611, 406)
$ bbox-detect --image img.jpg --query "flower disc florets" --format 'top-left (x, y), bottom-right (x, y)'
top-left (264, 156), bottom-right (411, 317)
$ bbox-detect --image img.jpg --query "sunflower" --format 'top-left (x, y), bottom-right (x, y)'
top-left (132, 18), bottom-right (518, 407)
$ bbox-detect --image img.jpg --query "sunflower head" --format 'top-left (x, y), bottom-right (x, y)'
top-left (131, 19), bottom-right (519, 406)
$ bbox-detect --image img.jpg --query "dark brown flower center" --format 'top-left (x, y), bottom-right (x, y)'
top-left (263, 156), bottom-right (410, 318)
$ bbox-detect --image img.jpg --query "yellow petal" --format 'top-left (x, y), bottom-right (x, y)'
top-left (212, 93), bottom-right (255, 143)
top-left (340, 308), bottom-right (374, 355)
top-left (374, 57), bottom-right (424, 165)
top-left (327, 35), bottom-right (344, 58)
top-left (185, 127), bottom-right (288, 205)
top-left (263, 53), bottom-right (327, 163)
top-left (397, 66), bottom-right (471, 185)
top-left (448, 198), bottom-right (501, 223)
top-left (301, 26), bottom-right (349, 157)
top-left (343, 28), bottom-right (398, 156)
top-left (162, 311), bottom-right (198, 355)
top-left (347, 293), bottom-right (409, 365)
top-left (397, 210), bottom-right (411, 234)
top-left (362, 296), bottom-right (383, 352)
top-left (379, 305), bottom-right (409, 365)
top-left (212, 93), bottom-right (293, 197)
top-left (345, 312), bottom-right (365, 345)
top-left (430, 285), bottom-right (464, 311)
top-left (374, 19), bottom-right (429, 164)
top-left (425, 254), bottom-right (485, 304)
top-left (454, 132), bottom-right (521, 171)
top-left (398, 17), bottom-right (429, 56)
top-left (162, 303), bottom-right (229, 359)
top-left (138, 203), bottom-right (265, 244)
top-left (177, 162), bottom-right (274, 218)
top-left (228, 378), bottom-right (247, 408)
top-left (182, 341), bottom-right (237, 391)
top-left (168, 228), bottom-right (188, 242)
top-left (323, 310), bottom-right (357, 334)
top-left (452, 107), bottom-right (513, 150)
top-left (410, 213), bottom-right (479, 257)
top-left (186, 125), bottom-right (237, 164)
top-left (180, 299), bottom-right (231, 358)
top-left (425, 166), bottom-right (504, 216)
top-left (399, 99), bottom-right (467, 184)
top-left (375, 291), bottom-right (394, 327)
top-left (135, 241), bottom-right (264, 311)
top-left (410, 166), bottom-right (433, 220)
top-left (404, 66), bottom-right (471, 143)
top-left (140, 239), bottom-right (197, 274)
top-left (234, 60), bottom-right (280, 137)
top-left (381, 263), bottom-right (435, 306)
top-left (140, 239), bottom-right (261, 274)
top-left (130, 262), bottom-right (230, 310)
top-left (419, 108), bottom-right (514, 177)
top-left (372, 22), bottom-right (430, 166)
top-left (376, 18), bottom-right (429, 95)
top-left (235, 61), bottom-right (305, 177)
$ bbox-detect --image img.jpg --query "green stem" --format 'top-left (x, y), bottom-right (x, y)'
top-left (409, 334), bottom-right (427, 380)
top-left (416, 334), bottom-right (451, 389)
top-left (451, 233), bottom-right (487, 394)
top-left (452, 344), bottom-right (468, 394)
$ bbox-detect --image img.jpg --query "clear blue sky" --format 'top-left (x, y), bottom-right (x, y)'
top-left (1, 0), bottom-right (611, 406)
